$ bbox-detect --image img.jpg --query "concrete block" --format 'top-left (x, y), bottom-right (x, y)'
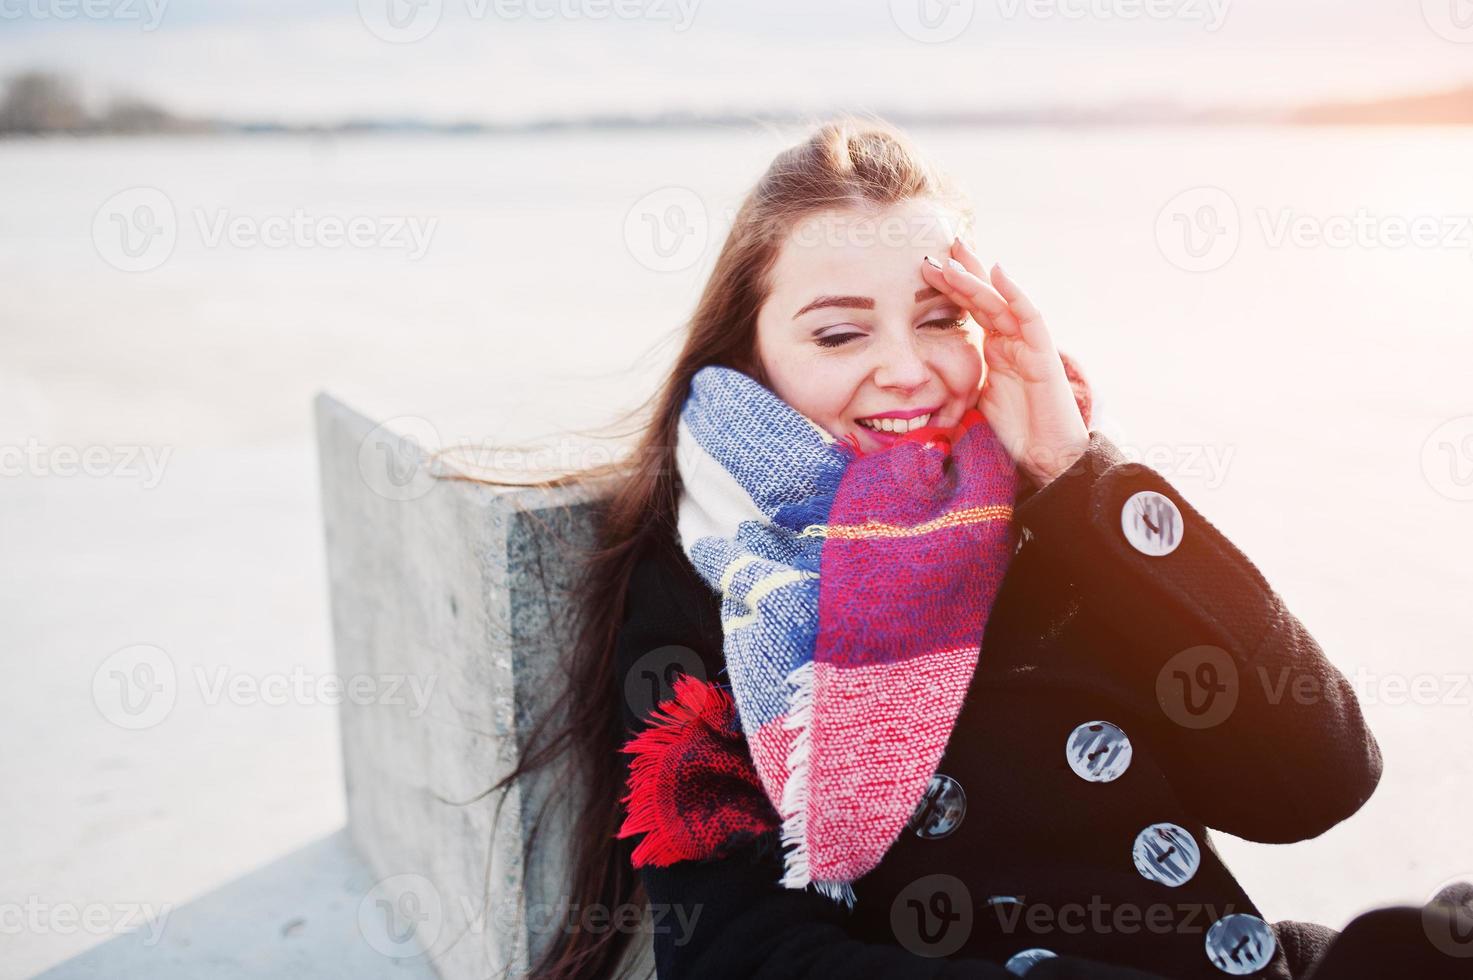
top-left (312, 394), bottom-right (646, 980)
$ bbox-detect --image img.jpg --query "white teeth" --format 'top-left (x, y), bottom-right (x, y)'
top-left (858, 412), bottom-right (931, 433)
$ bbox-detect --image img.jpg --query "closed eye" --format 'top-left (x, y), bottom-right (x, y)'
top-left (924, 315), bottom-right (969, 332)
top-left (815, 315), bottom-right (969, 349)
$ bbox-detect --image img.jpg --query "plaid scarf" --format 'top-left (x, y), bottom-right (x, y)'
top-left (618, 356), bottom-right (1093, 909)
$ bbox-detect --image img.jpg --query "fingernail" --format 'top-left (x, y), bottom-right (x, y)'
top-left (922, 255), bottom-right (942, 270)
top-left (947, 257), bottom-right (966, 274)
top-left (994, 262), bottom-right (1007, 277)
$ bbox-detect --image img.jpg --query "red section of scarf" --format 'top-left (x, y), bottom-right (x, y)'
top-left (616, 673), bottom-right (780, 867)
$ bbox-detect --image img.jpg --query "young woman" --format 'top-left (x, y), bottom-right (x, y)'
top-left (490, 116), bottom-right (1472, 980)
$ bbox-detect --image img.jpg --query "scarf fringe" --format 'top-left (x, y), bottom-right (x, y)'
top-left (776, 659), bottom-right (857, 911)
top-left (617, 675), bottom-right (778, 868)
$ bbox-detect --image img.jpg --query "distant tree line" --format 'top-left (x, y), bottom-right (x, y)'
top-left (0, 70), bottom-right (204, 135)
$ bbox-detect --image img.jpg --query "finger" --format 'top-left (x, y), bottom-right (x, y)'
top-left (989, 264), bottom-right (1046, 337)
top-left (948, 235), bottom-right (988, 279)
top-left (939, 256), bottom-right (1022, 337)
top-left (920, 256), bottom-right (981, 318)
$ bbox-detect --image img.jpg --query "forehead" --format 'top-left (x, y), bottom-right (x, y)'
top-left (772, 200), bottom-right (960, 292)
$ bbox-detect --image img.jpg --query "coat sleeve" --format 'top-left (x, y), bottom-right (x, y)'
top-left (615, 534), bottom-right (1182, 980)
top-left (1011, 429), bottom-right (1384, 843)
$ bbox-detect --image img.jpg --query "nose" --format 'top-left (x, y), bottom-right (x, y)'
top-left (871, 327), bottom-right (932, 393)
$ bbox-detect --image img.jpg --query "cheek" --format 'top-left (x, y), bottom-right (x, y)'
top-left (762, 357), bottom-right (856, 432)
top-left (938, 337), bottom-right (986, 396)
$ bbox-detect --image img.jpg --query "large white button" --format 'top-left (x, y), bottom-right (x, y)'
top-left (1132, 822), bottom-right (1201, 887)
top-left (1005, 948), bottom-right (1057, 975)
top-left (1121, 489), bottom-right (1183, 556)
top-left (1204, 913), bottom-right (1277, 974)
top-left (1066, 720), bottom-right (1133, 782)
top-left (907, 773), bottom-right (966, 839)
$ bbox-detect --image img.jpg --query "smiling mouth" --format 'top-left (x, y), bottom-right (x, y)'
top-left (855, 410), bottom-right (939, 434)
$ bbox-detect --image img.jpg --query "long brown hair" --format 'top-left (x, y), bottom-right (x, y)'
top-left (442, 112), bottom-right (973, 980)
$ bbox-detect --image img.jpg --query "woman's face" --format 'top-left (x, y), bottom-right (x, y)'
top-left (754, 200), bottom-right (985, 453)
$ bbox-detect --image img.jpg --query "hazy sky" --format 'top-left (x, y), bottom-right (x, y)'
top-left (2, 0), bottom-right (1471, 123)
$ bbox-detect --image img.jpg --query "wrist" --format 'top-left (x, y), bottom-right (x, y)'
top-left (1023, 433), bottom-right (1090, 490)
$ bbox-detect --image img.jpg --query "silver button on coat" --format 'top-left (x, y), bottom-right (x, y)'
top-left (907, 773), bottom-right (966, 839)
top-left (1121, 489), bottom-right (1184, 556)
top-left (1204, 912), bottom-right (1277, 974)
top-left (1132, 822), bottom-right (1201, 887)
top-left (1005, 948), bottom-right (1057, 976)
top-left (1066, 720), bottom-right (1133, 782)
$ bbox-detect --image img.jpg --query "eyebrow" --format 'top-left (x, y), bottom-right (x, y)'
top-left (793, 285), bottom-right (944, 319)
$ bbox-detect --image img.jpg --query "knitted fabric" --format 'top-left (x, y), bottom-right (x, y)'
top-left (618, 352), bottom-right (1094, 909)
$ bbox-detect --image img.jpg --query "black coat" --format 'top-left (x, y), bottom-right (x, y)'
top-left (613, 430), bottom-right (1455, 980)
